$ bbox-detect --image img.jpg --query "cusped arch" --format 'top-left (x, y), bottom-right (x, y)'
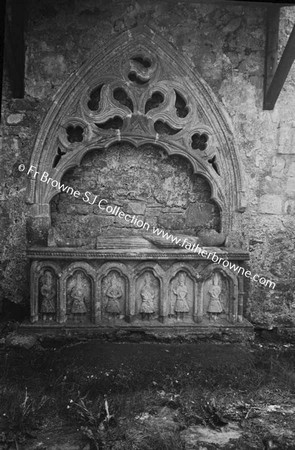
top-left (27, 25), bottom-right (246, 241)
top-left (132, 262), bottom-right (165, 279)
top-left (47, 140), bottom-right (224, 211)
top-left (166, 262), bottom-right (201, 282)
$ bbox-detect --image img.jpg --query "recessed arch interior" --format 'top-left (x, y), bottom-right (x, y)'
top-left (50, 142), bottom-right (221, 244)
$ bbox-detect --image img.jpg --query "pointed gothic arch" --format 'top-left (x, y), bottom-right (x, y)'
top-left (26, 26), bottom-right (246, 244)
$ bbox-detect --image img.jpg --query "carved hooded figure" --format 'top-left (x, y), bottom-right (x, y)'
top-left (40, 270), bottom-right (56, 315)
top-left (207, 272), bottom-right (223, 320)
top-left (140, 273), bottom-right (155, 315)
top-left (70, 272), bottom-right (87, 314)
top-left (105, 273), bottom-right (122, 316)
top-left (173, 273), bottom-right (189, 314)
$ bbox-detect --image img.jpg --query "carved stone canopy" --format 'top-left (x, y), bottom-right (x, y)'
top-left (27, 26), bottom-right (246, 242)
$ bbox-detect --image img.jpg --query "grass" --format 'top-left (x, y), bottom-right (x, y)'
top-left (0, 386), bottom-right (49, 448)
top-left (0, 341), bottom-right (295, 449)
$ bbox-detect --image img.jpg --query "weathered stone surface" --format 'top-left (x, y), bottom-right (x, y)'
top-left (126, 202), bottom-right (146, 215)
top-left (259, 195), bottom-right (283, 215)
top-left (277, 122), bottom-right (295, 154)
top-left (50, 144), bottom-right (220, 243)
top-left (286, 177), bottom-right (295, 195)
top-left (157, 213), bottom-right (185, 230)
top-left (284, 199), bottom-right (295, 215)
top-left (271, 156), bottom-right (286, 178)
top-left (181, 423), bottom-right (242, 448)
top-left (6, 113), bottom-right (25, 124)
top-left (6, 332), bottom-right (38, 349)
top-left (287, 161), bottom-right (295, 177)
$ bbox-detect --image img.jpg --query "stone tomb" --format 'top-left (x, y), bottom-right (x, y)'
top-left (26, 27), bottom-right (252, 336)
top-left (28, 245), bottom-right (249, 327)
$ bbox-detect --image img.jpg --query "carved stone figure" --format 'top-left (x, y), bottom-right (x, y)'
top-left (207, 273), bottom-right (223, 321)
top-left (40, 270), bottom-right (56, 321)
top-left (140, 273), bottom-right (155, 321)
top-left (105, 273), bottom-right (123, 319)
top-left (173, 273), bottom-right (190, 320)
top-left (69, 272), bottom-right (87, 321)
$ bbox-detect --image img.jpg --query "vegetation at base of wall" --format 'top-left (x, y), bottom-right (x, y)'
top-left (0, 341), bottom-right (295, 449)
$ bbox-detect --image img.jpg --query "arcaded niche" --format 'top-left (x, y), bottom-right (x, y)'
top-left (26, 27), bottom-right (252, 334)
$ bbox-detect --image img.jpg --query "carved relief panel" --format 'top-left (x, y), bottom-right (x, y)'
top-left (29, 254), bottom-right (248, 329)
top-left (101, 271), bottom-right (126, 321)
top-left (38, 268), bottom-right (57, 322)
top-left (30, 261), bottom-right (60, 323)
top-left (135, 271), bottom-right (160, 321)
top-left (66, 270), bottom-right (92, 323)
top-left (202, 271), bottom-right (231, 322)
top-left (169, 271), bottom-right (195, 322)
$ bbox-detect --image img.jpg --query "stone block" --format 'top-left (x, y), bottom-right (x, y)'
top-left (145, 207), bottom-right (163, 217)
top-left (64, 204), bottom-right (79, 215)
top-left (158, 213), bottom-right (185, 230)
top-left (126, 201), bottom-right (146, 215)
top-left (185, 203), bottom-right (217, 227)
top-left (6, 332), bottom-right (37, 349)
top-left (284, 199), bottom-right (295, 214)
top-left (287, 162), bottom-right (295, 177)
top-left (223, 17), bottom-right (242, 33)
top-left (271, 156), bottom-right (286, 178)
top-left (75, 204), bottom-right (93, 215)
top-left (89, 215), bottom-right (115, 228)
top-left (259, 195), bottom-right (283, 214)
top-left (11, 98), bottom-right (38, 111)
top-left (7, 113), bottom-right (25, 124)
top-left (26, 216), bottom-right (50, 246)
top-left (261, 176), bottom-right (283, 195)
top-left (115, 214), bottom-right (145, 229)
top-left (41, 54), bottom-right (67, 77)
top-left (277, 122), bottom-right (295, 154)
top-left (286, 177), bottom-right (295, 195)
top-left (144, 215), bottom-right (158, 227)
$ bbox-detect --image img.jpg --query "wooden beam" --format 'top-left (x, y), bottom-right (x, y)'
top-left (0, 0), bottom-right (6, 114)
top-left (4, 0), bottom-right (26, 98)
top-left (190, 0), bottom-right (295, 6)
top-left (264, 6), bottom-right (280, 95)
top-left (264, 14), bottom-right (295, 109)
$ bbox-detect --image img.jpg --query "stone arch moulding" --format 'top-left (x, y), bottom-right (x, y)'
top-left (26, 25), bottom-right (246, 243)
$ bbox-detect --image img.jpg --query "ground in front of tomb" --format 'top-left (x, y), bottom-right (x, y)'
top-left (0, 330), bottom-right (295, 449)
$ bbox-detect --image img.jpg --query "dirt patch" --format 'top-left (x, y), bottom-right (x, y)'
top-left (0, 339), bottom-right (295, 449)
top-left (181, 422), bottom-right (242, 447)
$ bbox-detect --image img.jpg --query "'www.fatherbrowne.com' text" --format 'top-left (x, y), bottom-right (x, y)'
top-left (23, 165), bottom-right (276, 290)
